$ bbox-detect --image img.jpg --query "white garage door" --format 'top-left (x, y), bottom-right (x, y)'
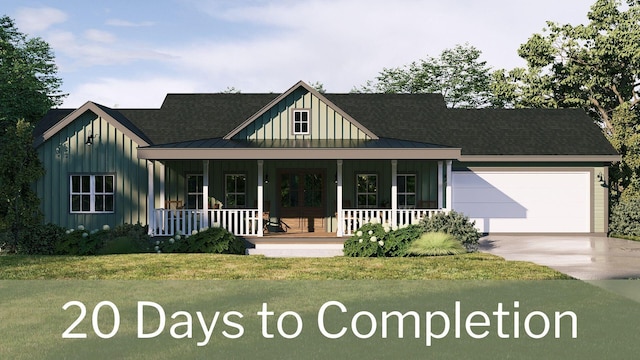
top-left (452, 170), bottom-right (591, 233)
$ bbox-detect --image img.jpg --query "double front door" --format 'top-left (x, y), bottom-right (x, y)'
top-left (278, 170), bottom-right (325, 233)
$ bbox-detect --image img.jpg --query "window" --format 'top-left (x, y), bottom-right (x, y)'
top-left (397, 174), bottom-right (417, 208)
top-left (292, 109), bottom-right (310, 135)
top-left (187, 174), bottom-right (204, 209)
top-left (356, 174), bottom-right (377, 208)
top-left (226, 174), bottom-right (247, 208)
top-left (70, 174), bottom-right (114, 213)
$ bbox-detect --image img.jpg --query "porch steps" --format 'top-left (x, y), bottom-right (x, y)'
top-left (244, 237), bottom-right (344, 257)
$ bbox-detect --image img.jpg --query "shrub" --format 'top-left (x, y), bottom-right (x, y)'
top-left (343, 223), bottom-right (423, 257)
top-left (419, 210), bottom-right (480, 252)
top-left (343, 223), bottom-right (388, 257)
top-left (609, 198), bottom-right (640, 237)
top-left (54, 226), bottom-right (110, 255)
top-left (384, 224), bottom-right (423, 257)
top-left (160, 227), bottom-right (245, 254)
top-left (407, 232), bottom-right (467, 256)
top-left (111, 223), bottom-right (150, 252)
top-left (17, 223), bottom-right (66, 255)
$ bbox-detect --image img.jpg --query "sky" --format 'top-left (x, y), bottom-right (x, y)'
top-left (2, 0), bottom-right (596, 109)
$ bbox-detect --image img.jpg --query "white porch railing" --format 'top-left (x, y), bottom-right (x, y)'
top-left (153, 209), bottom-right (260, 237)
top-left (341, 208), bottom-right (446, 236)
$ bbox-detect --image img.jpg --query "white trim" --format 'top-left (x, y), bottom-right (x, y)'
top-left (336, 160), bottom-right (343, 237)
top-left (158, 162), bottom-right (165, 210)
top-left (147, 161), bottom-right (155, 236)
top-left (292, 109), bottom-right (311, 135)
top-left (391, 160), bottom-right (398, 226)
top-left (437, 161), bottom-right (443, 208)
top-left (202, 160), bottom-right (209, 228)
top-left (36, 101), bottom-right (150, 148)
top-left (445, 160), bottom-right (452, 211)
top-left (257, 160), bottom-right (264, 237)
top-left (69, 174), bottom-right (115, 214)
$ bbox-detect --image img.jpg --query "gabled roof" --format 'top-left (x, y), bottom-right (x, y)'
top-left (34, 101), bottom-right (152, 147)
top-left (224, 80), bottom-right (378, 140)
top-left (35, 81), bottom-right (620, 162)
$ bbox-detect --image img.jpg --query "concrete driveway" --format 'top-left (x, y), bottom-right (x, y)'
top-left (479, 235), bottom-right (640, 280)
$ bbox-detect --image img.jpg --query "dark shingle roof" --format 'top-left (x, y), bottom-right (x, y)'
top-left (35, 91), bottom-right (618, 157)
top-left (119, 93), bottom-right (278, 144)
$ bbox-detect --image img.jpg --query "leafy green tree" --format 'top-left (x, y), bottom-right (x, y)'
top-left (355, 43), bottom-right (495, 108)
top-left (0, 16), bottom-right (64, 130)
top-left (0, 15), bottom-right (63, 251)
top-left (308, 81), bottom-right (326, 94)
top-left (491, 0), bottom-right (640, 199)
top-left (0, 119), bottom-right (45, 250)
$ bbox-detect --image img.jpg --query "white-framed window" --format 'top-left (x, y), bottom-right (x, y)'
top-left (356, 174), bottom-right (377, 208)
top-left (225, 174), bottom-right (247, 208)
top-left (292, 109), bottom-right (310, 135)
top-left (70, 174), bottom-right (115, 213)
top-left (187, 174), bottom-right (204, 209)
top-left (397, 174), bottom-right (417, 208)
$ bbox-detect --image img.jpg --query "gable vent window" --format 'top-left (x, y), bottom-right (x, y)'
top-left (292, 109), bottom-right (310, 135)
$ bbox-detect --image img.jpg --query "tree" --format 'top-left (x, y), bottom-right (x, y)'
top-left (0, 119), bottom-right (45, 251)
top-left (492, 0), bottom-right (640, 199)
top-left (355, 43), bottom-right (496, 108)
top-left (0, 16), bottom-right (63, 251)
top-left (0, 16), bottom-right (64, 130)
top-left (308, 81), bottom-right (326, 94)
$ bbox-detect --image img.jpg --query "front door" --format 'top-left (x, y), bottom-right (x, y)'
top-left (278, 170), bottom-right (325, 233)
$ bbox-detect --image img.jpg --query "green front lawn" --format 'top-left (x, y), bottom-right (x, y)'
top-left (0, 253), bottom-right (571, 280)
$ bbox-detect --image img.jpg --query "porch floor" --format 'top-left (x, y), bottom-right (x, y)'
top-left (244, 232), bottom-right (345, 257)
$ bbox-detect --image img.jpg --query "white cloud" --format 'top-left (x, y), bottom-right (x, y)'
top-left (63, 77), bottom-right (201, 108)
top-left (14, 7), bottom-right (68, 34)
top-left (46, 30), bottom-right (174, 68)
top-left (84, 29), bottom-right (117, 44)
top-left (56, 0), bottom-right (595, 106)
top-left (106, 19), bottom-right (155, 27)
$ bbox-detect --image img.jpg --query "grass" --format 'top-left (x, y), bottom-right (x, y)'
top-left (407, 232), bottom-right (467, 256)
top-left (0, 252), bottom-right (571, 280)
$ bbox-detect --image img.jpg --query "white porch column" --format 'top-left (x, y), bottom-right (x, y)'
top-left (147, 160), bottom-right (155, 236)
top-left (336, 160), bottom-right (343, 237)
top-left (437, 161), bottom-right (443, 209)
top-left (445, 160), bottom-right (452, 211)
top-left (391, 160), bottom-right (398, 226)
top-left (158, 162), bottom-right (165, 209)
top-left (202, 160), bottom-right (209, 228)
top-left (257, 160), bottom-right (264, 237)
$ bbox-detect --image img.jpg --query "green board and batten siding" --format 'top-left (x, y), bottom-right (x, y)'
top-left (232, 88), bottom-right (371, 141)
top-left (36, 111), bottom-right (154, 230)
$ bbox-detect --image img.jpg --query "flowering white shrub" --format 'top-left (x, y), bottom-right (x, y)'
top-left (77, 225), bottom-right (85, 231)
top-left (102, 224), bottom-right (110, 231)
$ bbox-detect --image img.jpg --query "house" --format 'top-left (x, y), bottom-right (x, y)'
top-left (33, 81), bottom-right (619, 239)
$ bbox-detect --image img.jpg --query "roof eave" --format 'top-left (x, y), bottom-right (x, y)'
top-left (458, 154), bottom-right (621, 163)
top-left (138, 147), bottom-right (461, 160)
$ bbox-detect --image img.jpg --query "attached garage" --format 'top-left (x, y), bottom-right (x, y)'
top-left (452, 170), bottom-right (592, 233)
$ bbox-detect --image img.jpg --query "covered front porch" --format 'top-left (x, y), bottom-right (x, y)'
top-left (145, 158), bottom-right (453, 238)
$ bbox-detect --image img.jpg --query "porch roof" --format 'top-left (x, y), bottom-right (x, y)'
top-left (137, 137), bottom-right (461, 160)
